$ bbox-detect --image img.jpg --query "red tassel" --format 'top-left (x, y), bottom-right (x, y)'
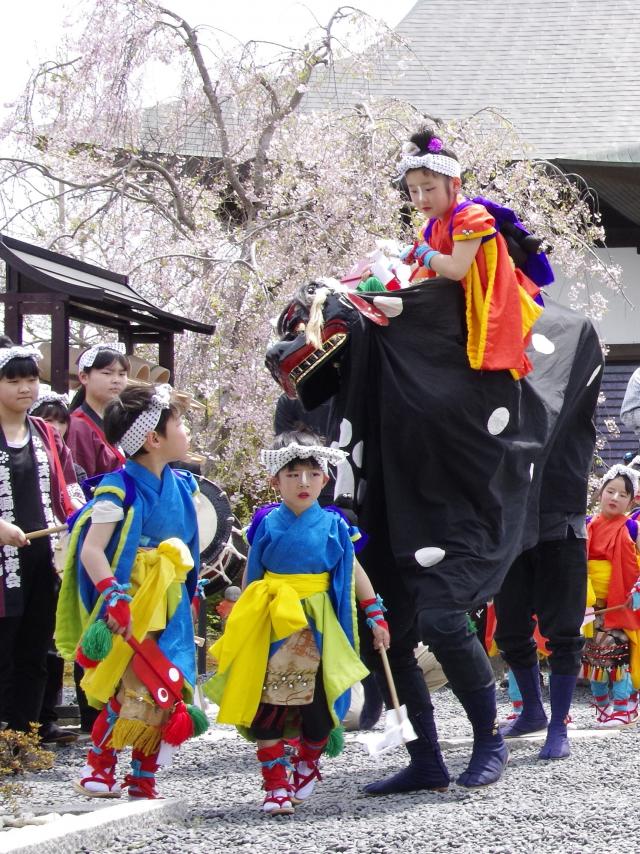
top-left (76, 648), bottom-right (100, 669)
top-left (162, 700), bottom-right (194, 746)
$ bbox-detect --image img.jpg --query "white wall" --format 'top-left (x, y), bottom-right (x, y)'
top-left (551, 248), bottom-right (640, 346)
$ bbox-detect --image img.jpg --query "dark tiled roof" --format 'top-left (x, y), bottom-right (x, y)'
top-left (303, 0), bottom-right (640, 162)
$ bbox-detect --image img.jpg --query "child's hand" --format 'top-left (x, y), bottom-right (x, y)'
top-left (0, 519), bottom-right (28, 548)
top-left (371, 621), bottom-right (390, 651)
top-left (96, 576), bottom-right (133, 639)
top-left (400, 243), bottom-right (417, 264)
top-left (628, 580), bottom-right (640, 611)
top-left (106, 600), bottom-right (132, 639)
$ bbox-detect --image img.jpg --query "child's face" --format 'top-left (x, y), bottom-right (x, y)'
top-left (0, 373), bottom-right (39, 416)
top-left (47, 419), bottom-right (68, 439)
top-left (271, 461), bottom-right (328, 516)
top-left (600, 477), bottom-right (633, 518)
top-left (405, 169), bottom-right (458, 220)
top-left (80, 359), bottom-right (128, 407)
top-left (154, 413), bottom-right (190, 461)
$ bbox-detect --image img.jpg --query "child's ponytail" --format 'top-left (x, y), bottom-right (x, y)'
top-left (407, 126), bottom-right (459, 162)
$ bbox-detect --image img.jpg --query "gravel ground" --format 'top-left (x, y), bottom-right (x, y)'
top-left (5, 681), bottom-right (640, 854)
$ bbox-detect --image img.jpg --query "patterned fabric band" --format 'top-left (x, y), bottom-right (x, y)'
top-left (29, 392), bottom-right (69, 414)
top-left (260, 443), bottom-right (348, 476)
top-left (77, 343), bottom-right (125, 373)
top-left (601, 464), bottom-right (640, 496)
top-left (396, 153), bottom-right (462, 179)
top-left (359, 594), bottom-right (388, 630)
top-left (119, 383), bottom-right (173, 457)
top-left (0, 345), bottom-right (42, 372)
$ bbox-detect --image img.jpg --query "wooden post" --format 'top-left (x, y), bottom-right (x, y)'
top-left (3, 271), bottom-right (23, 343)
top-left (158, 332), bottom-right (175, 383)
top-left (50, 300), bottom-right (69, 392)
top-left (119, 328), bottom-right (134, 354)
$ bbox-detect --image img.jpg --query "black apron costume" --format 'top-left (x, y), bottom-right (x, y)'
top-left (268, 276), bottom-right (602, 787)
top-left (335, 282), bottom-right (602, 779)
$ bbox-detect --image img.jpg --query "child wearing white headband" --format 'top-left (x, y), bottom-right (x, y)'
top-left (67, 343), bottom-right (129, 481)
top-left (57, 384), bottom-right (204, 800)
top-left (66, 343), bottom-right (130, 734)
top-left (397, 126), bottom-right (543, 380)
top-left (205, 429), bottom-right (390, 816)
top-left (0, 342), bottom-right (80, 739)
top-left (582, 464), bottom-right (640, 728)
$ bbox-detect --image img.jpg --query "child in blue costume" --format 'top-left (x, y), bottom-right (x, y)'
top-left (205, 430), bottom-right (390, 815)
top-left (56, 384), bottom-right (200, 799)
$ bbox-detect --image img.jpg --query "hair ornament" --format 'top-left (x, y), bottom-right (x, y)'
top-left (601, 463), bottom-right (640, 497)
top-left (29, 391), bottom-right (69, 414)
top-left (427, 137), bottom-right (443, 153)
top-left (260, 443), bottom-right (348, 476)
top-left (119, 383), bottom-right (173, 457)
top-left (77, 343), bottom-right (126, 373)
top-left (0, 345), bottom-right (42, 372)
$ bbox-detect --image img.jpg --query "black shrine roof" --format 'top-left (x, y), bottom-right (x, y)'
top-left (0, 234), bottom-right (215, 336)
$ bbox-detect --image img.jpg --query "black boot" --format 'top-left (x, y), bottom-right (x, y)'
top-left (538, 673), bottom-right (576, 760)
top-left (456, 685), bottom-right (509, 788)
top-left (363, 708), bottom-right (450, 795)
top-left (499, 663), bottom-right (548, 737)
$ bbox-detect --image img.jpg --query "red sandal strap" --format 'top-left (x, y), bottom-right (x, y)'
top-left (264, 794), bottom-right (293, 808)
top-left (293, 763), bottom-right (322, 791)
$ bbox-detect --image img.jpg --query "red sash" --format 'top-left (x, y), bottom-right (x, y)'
top-left (72, 410), bottom-right (126, 465)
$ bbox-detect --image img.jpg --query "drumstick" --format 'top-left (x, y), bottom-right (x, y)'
top-left (26, 524), bottom-right (68, 540)
top-left (593, 603), bottom-right (629, 616)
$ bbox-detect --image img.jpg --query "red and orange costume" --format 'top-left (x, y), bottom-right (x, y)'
top-left (412, 197), bottom-right (543, 379)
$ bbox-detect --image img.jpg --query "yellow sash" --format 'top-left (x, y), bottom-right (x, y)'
top-left (209, 571), bottom-right (329, 726)
top-left (586, 558), bottom-right (640, 688)
top-left (81, 538), bottom-right (193, 705)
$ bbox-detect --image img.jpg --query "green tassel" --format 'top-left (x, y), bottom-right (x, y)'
top-left (81, 620), bottom-right (113, 661)
top-left (356, 275), bottom-right (386, 293)
top-left (186, 704), bottom-right (209, 737)
top-left (324, 725), bottom-right (344, 758)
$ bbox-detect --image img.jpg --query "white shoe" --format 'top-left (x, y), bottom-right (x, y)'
top-left (74, 763), bottom-right (121, 798)
top-left (596, 708), bottom-right (639, 729)
top-left (262, 787), bottom-right (294, 815)
top-left (291, 759), bottom-right (321, 803)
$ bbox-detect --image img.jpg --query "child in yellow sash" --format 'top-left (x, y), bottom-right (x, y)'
top-left (584, 465), bottom-right (640, 727)
top-left (205, 430), bottom-right (390, 815)
top-left (58, 384), bottom-right (201, 800)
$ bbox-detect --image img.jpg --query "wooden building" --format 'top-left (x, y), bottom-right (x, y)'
top-left (0, 234), bottom-right (214, 390)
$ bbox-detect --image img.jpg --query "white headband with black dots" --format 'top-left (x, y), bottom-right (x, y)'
top-left (0, 345), bottom-right (42, 372)
top-left (119, 384), bottom-right (173, 456)
top-left (29, 392), bottom-right (69, 414)
top-left (77, 343), bottom-right (125, 373)
top-left (260, 443), bottom-right (348, 476)
top-left (601, 464), bottom-right (640, 496)
top-left (396, 153), bottom-right (461, 180)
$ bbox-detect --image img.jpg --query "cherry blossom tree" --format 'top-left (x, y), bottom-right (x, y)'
top-left (0, 0), bottom-right (620, 508)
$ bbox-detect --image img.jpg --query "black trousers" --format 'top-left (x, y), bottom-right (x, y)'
top-left (40, 651), bottom-right (64, 726)
top-left (73, 662), bottom-right (99, 732)
top-left (0, 541), bottom-right (57, 731)
top-left (494, 534), bottom-right (587, 675)
top-left (359, 589), bottom-right (495, 714)
top-left (251, 667), bottom-right (334, 743)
